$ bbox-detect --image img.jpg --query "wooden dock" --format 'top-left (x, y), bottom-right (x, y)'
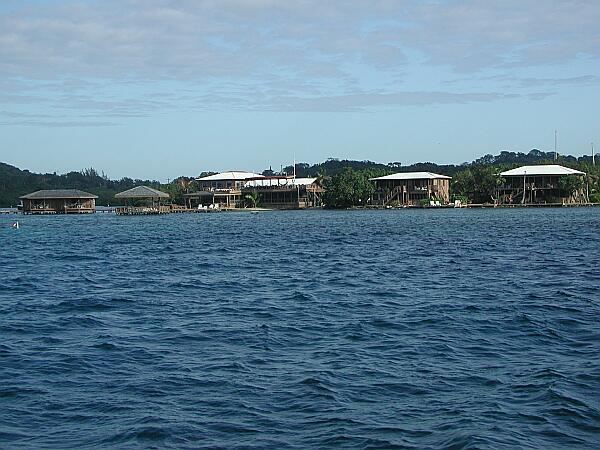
top-left (115, 206), bottom-right (171, 215)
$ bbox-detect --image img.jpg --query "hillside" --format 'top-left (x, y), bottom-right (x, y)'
top-left (0, 163), bottom-right (161, 207)
top-left (1, 149), bottom-right (597, 207)
top-left (282, 149), bottom-right (595, 178)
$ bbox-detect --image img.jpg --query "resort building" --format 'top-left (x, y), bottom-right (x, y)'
top-left (185, 171), bottom-right (263, 208)
top-left (20, 189), bottom-right (97, 214)
top-left (370, 172), bottom-right (451, 206)
top-left (498, 165), bottom-right (587, 205)
top-left (115, 186), bottom-right (170, 215)
top-left (242, 177), bottom-right (325, 209)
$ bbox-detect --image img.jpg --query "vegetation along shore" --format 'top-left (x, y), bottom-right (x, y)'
top-left (2, 149), bottom-right (599, 211)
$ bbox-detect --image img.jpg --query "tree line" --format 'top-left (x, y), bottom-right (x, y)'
top-left (320, 156), bottom-right (600, 207)
top-left (0, 163), bottom-right (164, 207)
top-left (1, 149), bottom-right (599, 207)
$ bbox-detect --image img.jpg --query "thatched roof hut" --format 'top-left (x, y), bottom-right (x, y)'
top-left (20, 189), bottom-right (97, 214)
top-left (21, 189), bottom-right (98, 200)
top-left (115, 186), bottom-right (170, 199)
top-left (114, 186), bottom-right (170, 215)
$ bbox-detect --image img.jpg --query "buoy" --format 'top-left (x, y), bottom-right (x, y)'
top-left (11, 221), bottom-right (19, 229)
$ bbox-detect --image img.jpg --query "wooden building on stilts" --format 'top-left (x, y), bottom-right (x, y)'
top-left (497, 165), bottom-right (588, 205)
top-left (20, 190), bottom-right (98, 214)
top-left (184, 171), bottom-right (264, 209)
top-left (370, 172), bottom-right (451, 206)
top-left (242, 177), bottom-right (324, 209)
top-left (115, 186), bottom-right (170, 215)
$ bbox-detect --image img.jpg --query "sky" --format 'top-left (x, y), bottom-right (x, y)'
top-left (1, 0), bottom-right (599, 181)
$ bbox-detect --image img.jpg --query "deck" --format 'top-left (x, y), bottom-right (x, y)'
top-left (115, 206), bottom-right (171, 215)
top-left (23, 207), bottom-right (95, 214)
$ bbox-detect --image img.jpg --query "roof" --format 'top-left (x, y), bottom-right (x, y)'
top-left (370, 172), bottom-right (452, 181)
top-left (500, 165), bottom-right (586, 177)
top-left (20, 189), bottom-right (98, 200)
top-left (196, 171), bottom-right (264, 182)
top-left (244, 177), bottom-right (318, 188)
top-left (115, 186), bottom-right (170, 199)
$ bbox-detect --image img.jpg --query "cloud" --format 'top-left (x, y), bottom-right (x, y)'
top-left (0, 120), bottom-right (118, 127)
top-left (0, 0), bottom-right (598, 120)
top-left (518, 75), bottom-right (600, 87)
top-left (446, 74), bottom-right (600, 90)
top-left (3, 0), bottom-right (599, 79)
top-left (254, 90), bottom-right (519, 112)
top-left (400, 0), bottom-right (600, 71)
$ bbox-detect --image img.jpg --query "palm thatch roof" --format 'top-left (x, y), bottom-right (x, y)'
top-left (20, 189), bottom-right (98, 200)
top-left (115, 186), bottom-right (170, 199)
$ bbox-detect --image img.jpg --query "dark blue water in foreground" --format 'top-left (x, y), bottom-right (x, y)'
top-left (1, 209), bottom-right (600, 449)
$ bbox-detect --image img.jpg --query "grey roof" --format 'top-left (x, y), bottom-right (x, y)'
top-left (115, 186), bottom-right (170, 199)
top-left (20, 189), bottom-right (98, 200)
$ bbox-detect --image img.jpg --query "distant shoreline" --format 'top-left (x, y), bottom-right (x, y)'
top-left (3, 203), bottom-right (600, 216)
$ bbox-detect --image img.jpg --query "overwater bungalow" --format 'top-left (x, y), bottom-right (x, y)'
top-left (184, 171), bottom-right (263, 209)
top-left (242, 176), bottom-right (325, 209)
top-left (115, 186), bottom-right (170, 215)
top-left (20, 189), bottom-right (97, 214)
top-left (497, 165), bottom-right (587, 205)
top-left (371, 172), bottom-right (451, 206)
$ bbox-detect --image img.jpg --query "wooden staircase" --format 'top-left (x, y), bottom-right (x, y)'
top-left (383, 186), bottom-right (403, 206)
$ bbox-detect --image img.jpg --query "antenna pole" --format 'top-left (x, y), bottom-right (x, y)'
top-left (293, 153), bottom-right (299, 207)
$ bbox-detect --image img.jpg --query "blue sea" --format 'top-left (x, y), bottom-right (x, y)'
top-left (1, 209), bottom-right (600, 449)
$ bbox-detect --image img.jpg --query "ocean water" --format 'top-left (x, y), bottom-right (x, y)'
top-left (1, 209), bottom-right (599, 449)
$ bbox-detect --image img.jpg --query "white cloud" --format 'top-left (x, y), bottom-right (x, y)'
top-left (3, 1), bottom-right (599, 78)
top-left (0, 0), bottom-right (599, 119)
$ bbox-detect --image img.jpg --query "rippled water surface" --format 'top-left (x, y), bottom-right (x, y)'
top-left (1, 209), bottom-right (600, 449)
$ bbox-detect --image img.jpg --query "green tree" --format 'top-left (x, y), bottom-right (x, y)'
top-left (323, 167), bottom-right (388, 208)
top-left (451, 169), bottom-right (475, 201)
top-left (558, 175), bottom-right (584, 199)
top-left (452, 166), bottom-right (503, 203)
top-left (471, 165), bottom-right (504, 203)
top-left (244, 191), bottom-right (260, 208)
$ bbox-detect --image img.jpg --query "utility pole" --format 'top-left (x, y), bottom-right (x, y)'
top-left (554, 130), bottom-right (558, 161)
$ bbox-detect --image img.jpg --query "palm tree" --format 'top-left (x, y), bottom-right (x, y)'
top-left (178, 178), bottom-right (192, 193)
top-left (245, 191), bottom-right (260, 208)
top-left (315, 168), bottom-right (330, 186)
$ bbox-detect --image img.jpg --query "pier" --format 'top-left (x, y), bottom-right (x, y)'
top-left (115, 205), bottom-right (171, 215)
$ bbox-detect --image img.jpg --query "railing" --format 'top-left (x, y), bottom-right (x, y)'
top-left (196, 187), bottom-right (241, 193)
top-left (64, 207), bottom-right (95, 213)
top-left (115, 205), bottom-right (171, 215)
